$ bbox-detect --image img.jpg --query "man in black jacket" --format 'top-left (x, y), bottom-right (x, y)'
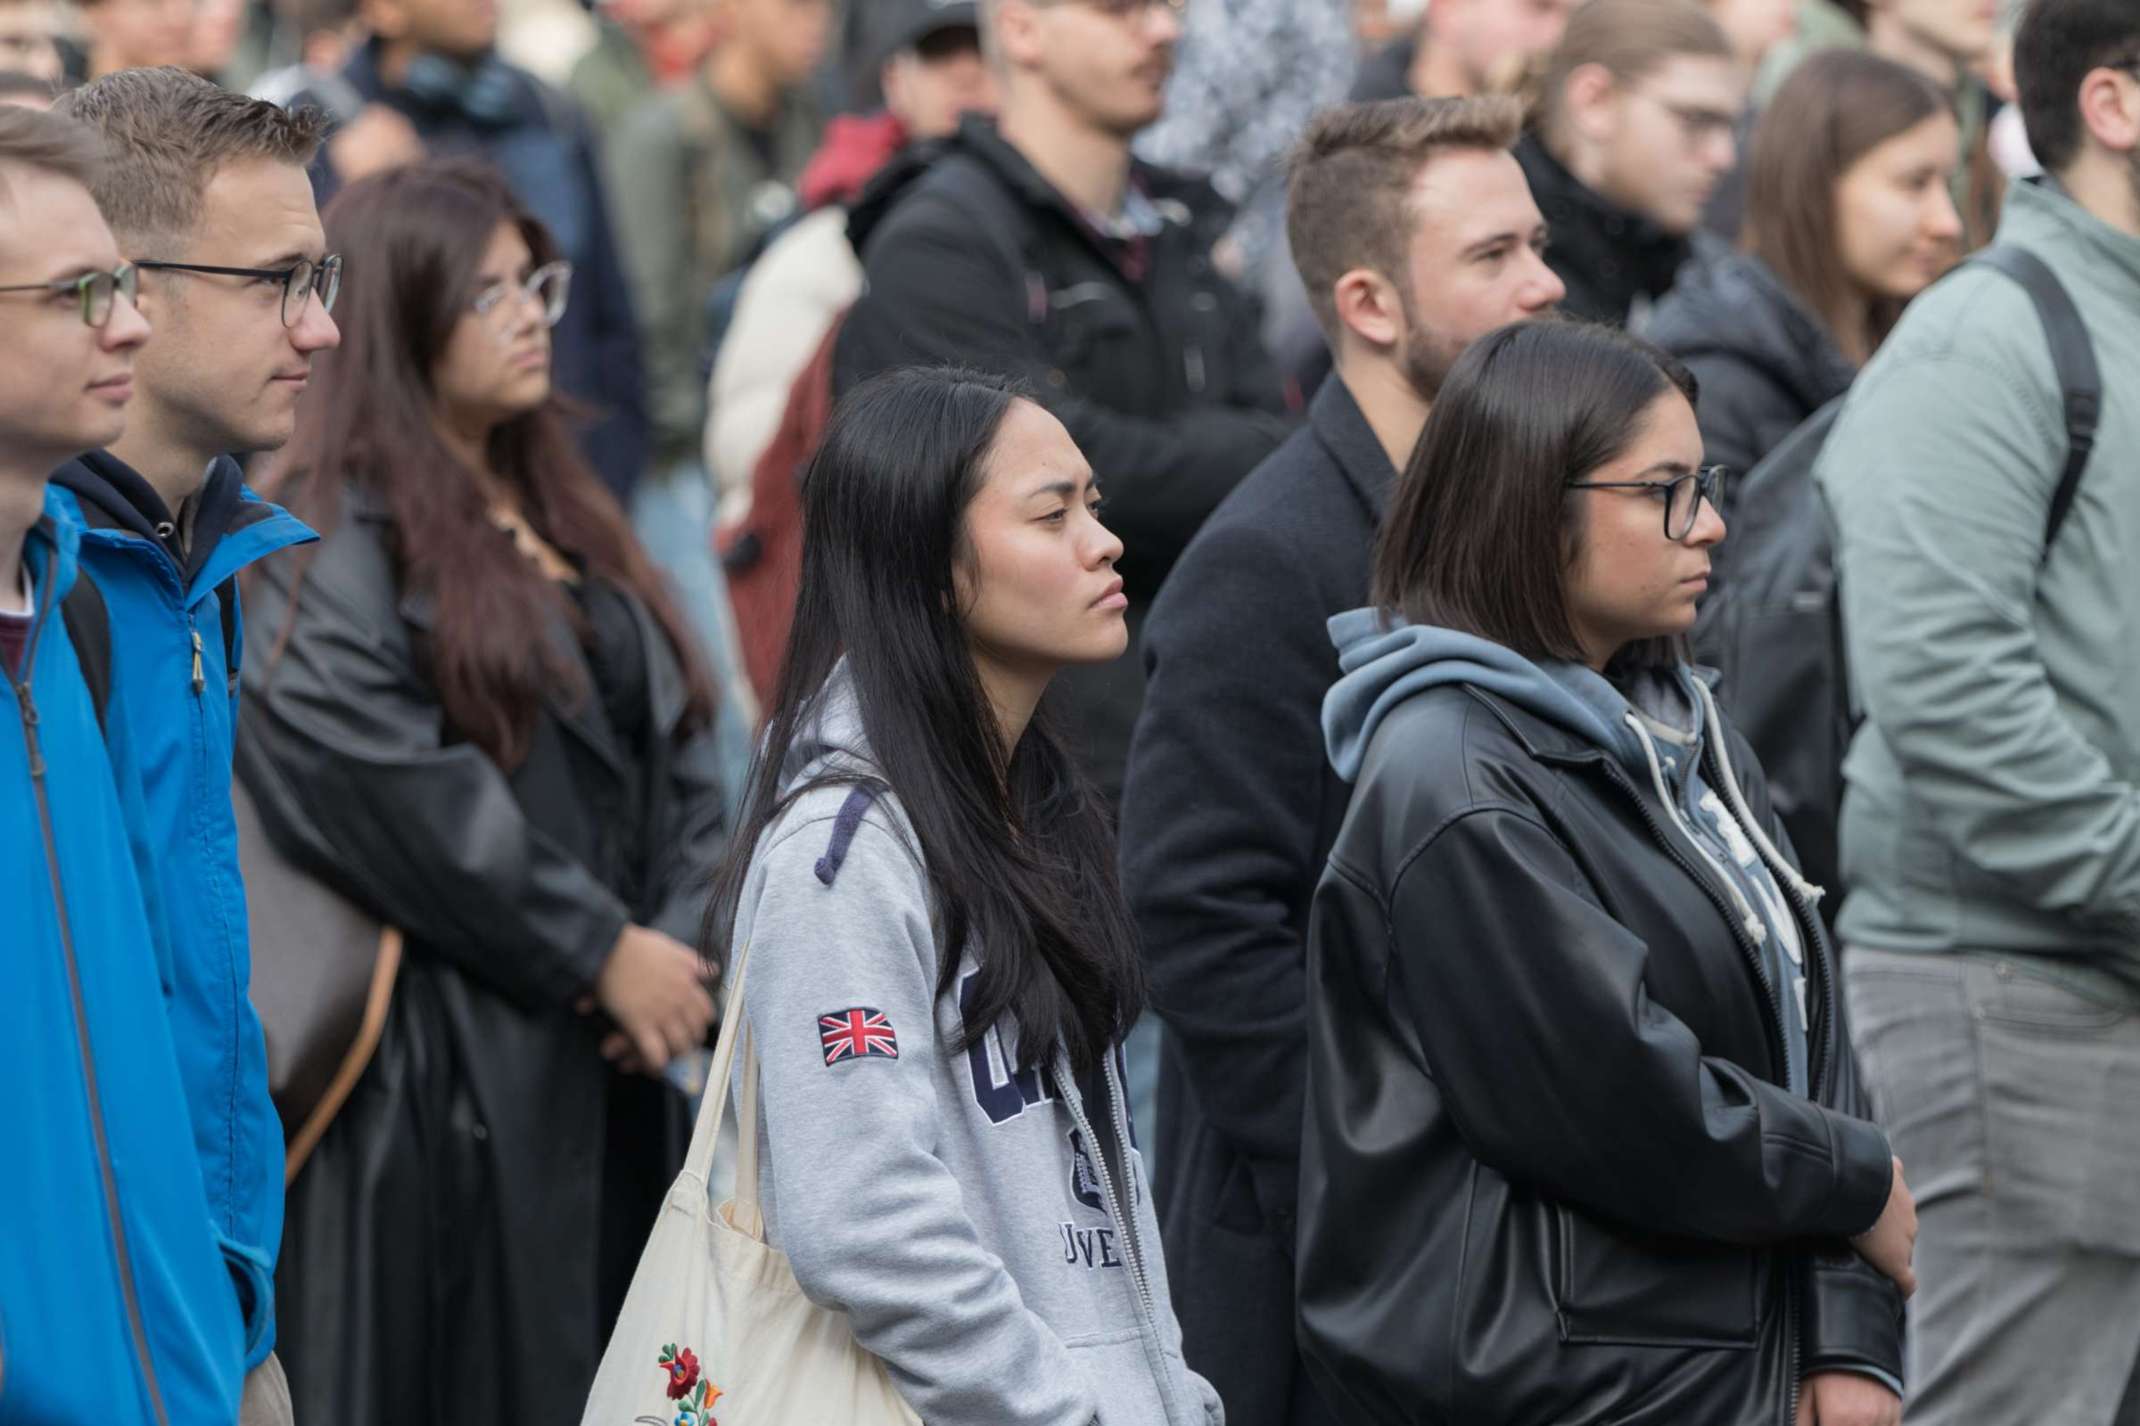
top-left (1517, 0), bottom-right (1743, 325)
top-left (1117, 95), bottom-right (1563, 1426)
top-left (833, 0), bottom-right (1291, 807)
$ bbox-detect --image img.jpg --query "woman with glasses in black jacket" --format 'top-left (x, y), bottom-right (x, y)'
top-left (1296, 319), bottom-right (1917, 1426)
top-left (238, 161), bottom-right (725, 1426)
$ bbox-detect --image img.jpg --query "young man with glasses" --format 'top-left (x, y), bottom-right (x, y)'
top-left (834, 0), bottom-right (1291, 813)
top-left (47, 65), bottom-right (336, 1426)
top-left (0, 100), bottom-right (260, 1426)
top-left (1818, 0), bottom-right (2140, 1419)
top-left (1517, 0), bottom-right (1744, 324)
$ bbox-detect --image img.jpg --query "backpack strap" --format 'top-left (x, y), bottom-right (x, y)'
top-left (1969, 244), bottom-right (2102, 561)
top-left (59, 572), bottom-right (114, 737)
top-left (216, 575), bottom-right (239, 689)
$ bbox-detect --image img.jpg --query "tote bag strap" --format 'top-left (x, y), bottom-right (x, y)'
top-left (682, 937), bottom-right (756, 1187)
top-left (734, 1021), bottom-right (764, 1220)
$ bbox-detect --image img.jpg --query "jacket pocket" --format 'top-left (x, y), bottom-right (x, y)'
top-left (217, 1228), bottom-right (275, 1364)
top-left (1552, 1204), bottom-right (1760, 1349)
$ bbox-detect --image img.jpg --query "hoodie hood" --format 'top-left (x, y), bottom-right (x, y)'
top-left (777, 659), bottom-right (883, 798)
top-left (50, 451), bottom-right (308, 591)
top-left (1323, 608), bottom-right (1712, 783)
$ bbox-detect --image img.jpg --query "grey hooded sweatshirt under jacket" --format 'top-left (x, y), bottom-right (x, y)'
top-left (725, 668), bottom-right (1223, 1426)
top-left (1323, 612), bottom-right (1819, 1094)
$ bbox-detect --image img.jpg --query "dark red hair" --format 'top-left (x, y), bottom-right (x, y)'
top-left (263, 159), bottom-right (713, 767)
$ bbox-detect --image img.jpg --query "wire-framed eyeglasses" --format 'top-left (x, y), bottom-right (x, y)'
top-left (0, 262), bottom-right (139, 328)
top-left (471, 261), bottom-right (573, 329)
top-left (133, 253), bottom-right (342, 327)
top-left (1567, 465), bottom-right (1727, 541)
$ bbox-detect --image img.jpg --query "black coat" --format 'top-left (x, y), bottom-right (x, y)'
top-left (1299, 681), bottom-right (1904, 1425)
top-left (299, 42), bottom-right (651, 501)
top-left (1648, 252), bottom-right (1857, 519)
top-left (835, 115), bottom-right (1292, 802)
top-left (1517, 132), bottom-right (1697, 326)
top-left (236, 491), bottom-right (727, 1426)
top-left (1117, 379), bottom-right (1394, 1426)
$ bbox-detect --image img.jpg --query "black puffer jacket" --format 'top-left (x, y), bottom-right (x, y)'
top-left (1649, 252), bottom-right (1857, 518)
top-left (835, 115), bottom-right (1291, 802)
top-left (1299, 628), bottom-right (1902, 1426)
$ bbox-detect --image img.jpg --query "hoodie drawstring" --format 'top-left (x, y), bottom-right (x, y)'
top-left (1691, 679), bottom-right (1826, 909)
top-left (1624, 711), bottom-right (1770, 949)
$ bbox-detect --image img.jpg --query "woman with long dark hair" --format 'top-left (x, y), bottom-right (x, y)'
top-left (1297, 320), bottom-right (1917, 1426)
top-left (704, 365), bottom-right (1218, 1424)
top-left (237, 160), bottom-right (725, 1426)
top-left (1650, 49), bottom-right (1961, 490)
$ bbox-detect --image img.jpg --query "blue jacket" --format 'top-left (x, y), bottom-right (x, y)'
top-left (51, 452), bottom-right (317, 1368)
top-left (0, 491), bottom-right (249, 1425)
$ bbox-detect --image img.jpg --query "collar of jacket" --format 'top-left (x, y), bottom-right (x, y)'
top-left (1651, 251), bottom-right (1857, 414)
top-left (342, 38), bottom-right (539, 133)
top-left (1515, 130), bottom-right (1689, 310)
top-left (24, 493), bottom-right (85, 613)
top-left (2007, 172), bottom-right (2140, 291)
top-left (50, 451), bottom-right (316, 600)
top-left (948, 114), bottom-right (1228, 250)
top-left (1461, 680), bottom-right (1631, 770)
top-left (1309, 375), bottom-right (1399, 525)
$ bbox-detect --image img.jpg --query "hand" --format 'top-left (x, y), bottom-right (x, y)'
top-left (1795, 1372), bottom-right (1903, 1426)
top-left (592, 925), bottom-right (717, 1073)
top-left (327, 104), bottom-right (425, 184)
top-left (1850, 1156), bottom-right (1919, 1297)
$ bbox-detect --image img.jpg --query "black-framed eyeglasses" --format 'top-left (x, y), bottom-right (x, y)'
top-left (0, 263), bottom-right (139, 328)
top-left (133, 253), bottom-right (342, 327)
top-left (471, 260), bottom-right (573, 329)
top-left (1567, 465), bottom-right (1727, 540)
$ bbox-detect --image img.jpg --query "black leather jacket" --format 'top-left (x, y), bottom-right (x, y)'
top-left (1298, 682), bottom-right (1902, 1425)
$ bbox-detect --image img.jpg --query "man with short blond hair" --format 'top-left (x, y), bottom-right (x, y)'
top-left (0, 101), bottom-right (257, 1426)
top-left (1119, 94), bottom-right (1564, 1426)
top-left (54, 66), bottom-right (334, 1425)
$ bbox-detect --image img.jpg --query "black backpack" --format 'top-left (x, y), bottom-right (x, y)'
top-left (1692, 244), bottom-right (2102, 909)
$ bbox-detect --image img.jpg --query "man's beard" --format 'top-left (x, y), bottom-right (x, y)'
top-left (1396, 285), bottom-right (1466, 402)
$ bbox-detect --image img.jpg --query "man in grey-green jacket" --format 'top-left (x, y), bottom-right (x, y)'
top-left (1817, 0), bottom-right (2140, 1418)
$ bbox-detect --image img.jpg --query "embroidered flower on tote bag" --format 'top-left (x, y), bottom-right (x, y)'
top-left (635, 1345), bottom-right (721, 1426)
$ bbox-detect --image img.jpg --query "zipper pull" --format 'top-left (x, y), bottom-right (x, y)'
top-left (190, 629), bottom-right (205, 694)
top-left (15, 685), bottom-right (45, 777)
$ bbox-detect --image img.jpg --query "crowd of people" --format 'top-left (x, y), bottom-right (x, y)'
top-left (2, 0), bottom-right (2138, 1422)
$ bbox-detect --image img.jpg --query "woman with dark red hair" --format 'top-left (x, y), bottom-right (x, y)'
top-left (238, 159), bottom-right (725, 1426)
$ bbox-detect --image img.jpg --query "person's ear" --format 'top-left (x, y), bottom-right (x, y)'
top-left (1562, 62), bottom-right (1621, 145)
top-left (2078, 64), bottom-right (2140, 157)
top-left (992, 0), bottom-right (1046, 73)
top-left (881, 51), bottom-right (914, 127)
top-left (1332, 268), bottom-right (1404, 354)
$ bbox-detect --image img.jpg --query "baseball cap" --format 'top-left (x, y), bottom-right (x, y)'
top-left (880, 0), bottom-right (981, 60)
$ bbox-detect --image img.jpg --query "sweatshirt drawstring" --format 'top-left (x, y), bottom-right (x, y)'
top-left (1691, 679), bottom-right (1827, 908)
top-left (1625, 711), bottom-right (1769, 948)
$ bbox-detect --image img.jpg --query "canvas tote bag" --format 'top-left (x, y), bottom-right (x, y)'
top-left (580, 937), bottom-right (922, 1426)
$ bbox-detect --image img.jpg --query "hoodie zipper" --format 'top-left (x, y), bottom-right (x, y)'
top-left (12, 600), bottom-right (174, 1426)
top-left (1053, 1053), bottom-right (1186, 1423)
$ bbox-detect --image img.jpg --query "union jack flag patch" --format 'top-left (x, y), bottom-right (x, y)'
top-left (819, 1007), bottom-right (899, 1067)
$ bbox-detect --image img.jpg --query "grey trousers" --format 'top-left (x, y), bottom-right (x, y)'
top-left (1846, 949), bottom-right (2140, 1425)
top-left (240, 1352), bottom-right (294, 1426)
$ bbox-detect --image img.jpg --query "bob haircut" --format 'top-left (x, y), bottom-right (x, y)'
top-left (1374, 319), bottom-right (1700, 669)
top-left (709, 365), bottom-right (1143, 1078)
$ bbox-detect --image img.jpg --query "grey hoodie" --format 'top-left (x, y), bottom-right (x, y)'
top-left (725, 667), bottom-right (1222, 1426)
top-left (1323, 610), bottom-right (1820, 1093)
